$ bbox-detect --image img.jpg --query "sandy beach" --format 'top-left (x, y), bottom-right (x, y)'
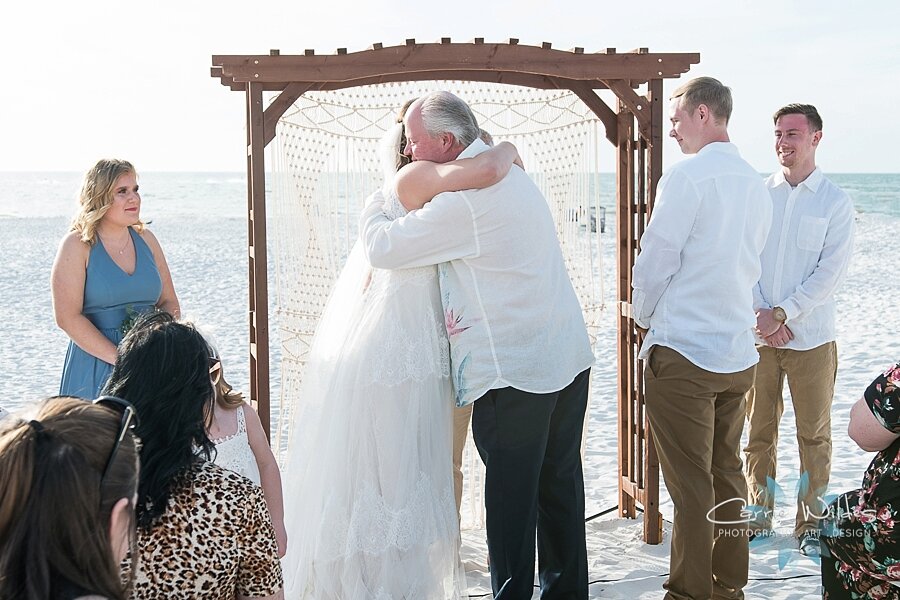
top-left (456, 205), bottom-right (897, 599)
top-left (1, 0), bottom-right (898, 596)
top-left (0, 171), bottom-right (896, 599)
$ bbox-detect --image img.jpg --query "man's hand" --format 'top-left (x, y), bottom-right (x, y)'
top-left (636, 325), bottom-right (648, 345)
top-left (755, 308), bottom-right (781, 338)
top-left (764, 324), bottom-right (794, 348)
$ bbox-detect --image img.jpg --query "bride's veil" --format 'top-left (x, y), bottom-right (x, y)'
top-left (281, 121), bottom-right (403, 456)
top-left (279, 122), bottom-right (404, 591)
top-left (377, 121), bottom-right (405, 193)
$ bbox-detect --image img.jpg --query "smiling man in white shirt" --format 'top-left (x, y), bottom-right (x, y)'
top-left (360, 91), bottom-right (594, 600)
top-left (744, 104), bottom-right (854, 557)
top-left (632, 77), bottom-right (772, 600)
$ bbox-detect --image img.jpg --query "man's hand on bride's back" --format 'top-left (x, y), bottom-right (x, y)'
top-left (514, 155), bottom-right (525, 170)
top-left (495, 141), bottom-right (524, 171)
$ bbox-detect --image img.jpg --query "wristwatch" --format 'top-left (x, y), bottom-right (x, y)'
top-left (773, 306), bottom-right (787, 323)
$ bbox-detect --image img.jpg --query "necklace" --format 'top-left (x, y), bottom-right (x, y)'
top-left (99, 232), bottom-right (131, 255)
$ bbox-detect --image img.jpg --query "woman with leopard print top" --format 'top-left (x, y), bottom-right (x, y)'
top-left (106, 312), bottom-right (284, 600)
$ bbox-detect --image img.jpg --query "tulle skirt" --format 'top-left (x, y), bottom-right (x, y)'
top-left (281, 244), bottom-right (466, 599)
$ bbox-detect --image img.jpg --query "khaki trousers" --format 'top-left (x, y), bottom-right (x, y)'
top-left (744, 341), bottom-right (837, 536)
top-left (452, 403), bottom-right (474, 517)
top-left (645, 346), bottom-right (755, 600)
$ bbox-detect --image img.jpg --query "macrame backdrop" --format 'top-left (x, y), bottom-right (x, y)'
top-left (271, 81), bottom-right (607, 528)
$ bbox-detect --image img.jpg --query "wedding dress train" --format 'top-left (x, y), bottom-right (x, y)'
top-left (280, 187), bottom-right (466, 599)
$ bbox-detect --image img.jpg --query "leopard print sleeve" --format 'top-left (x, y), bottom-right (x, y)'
top-left (236, 482), bottom-right (284, 597)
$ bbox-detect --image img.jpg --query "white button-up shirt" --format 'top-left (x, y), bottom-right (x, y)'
top-left (632, 142), bottom-right (772, 373)
top-left (360, 139), bottom-right (594, 406)
top-left (753, 167), bottom-right (854, 350)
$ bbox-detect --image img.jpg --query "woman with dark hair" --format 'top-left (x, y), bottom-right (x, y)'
top-left (0, 395), bottom-right (139, 600)
top-left (104, 311), bottom-right (283, 599)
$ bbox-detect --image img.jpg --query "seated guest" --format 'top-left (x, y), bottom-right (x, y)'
top-left (204, 335), bottom-right (287, 557)
top-left (104, 312), bottom-right (283, 599)
top-left (0, 396), bottom-right (140, 600)
top-left (821, 362), bottom-right (900, 598)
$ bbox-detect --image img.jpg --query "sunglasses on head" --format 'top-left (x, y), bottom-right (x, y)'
top-left (209, 356), bottom-right (222, 385)
top-left (92, 395), bottom-right (139, 485)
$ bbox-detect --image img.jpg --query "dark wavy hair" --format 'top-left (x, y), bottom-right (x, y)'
top-left (0, 396), bottom-right (139, 600)
top-left (103, 311), bottom-right (216, 529)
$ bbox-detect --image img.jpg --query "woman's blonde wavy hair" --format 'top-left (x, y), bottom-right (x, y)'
top-left (71, 159), bottom-right (146, 244)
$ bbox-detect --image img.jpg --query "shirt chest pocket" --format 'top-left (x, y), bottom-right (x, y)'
top-left (796, 216), bottom-right (828, 252)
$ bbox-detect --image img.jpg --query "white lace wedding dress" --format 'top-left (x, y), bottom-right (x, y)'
top-left (280, 185), bottom-right (467, 599)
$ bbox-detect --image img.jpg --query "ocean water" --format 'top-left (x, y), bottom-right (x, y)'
top-left (0, 171), bottom-right (897, 418)
top-left (830, 173), bottom-right (900, 217)
top-left (0, 172), bottom-right (254, 413)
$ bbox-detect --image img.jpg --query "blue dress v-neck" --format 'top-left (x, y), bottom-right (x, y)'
top-left (59, 227), bottom-right (162, 398)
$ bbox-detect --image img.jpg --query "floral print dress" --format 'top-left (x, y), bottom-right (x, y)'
top-left (821, 362), bottom-right (900, 599)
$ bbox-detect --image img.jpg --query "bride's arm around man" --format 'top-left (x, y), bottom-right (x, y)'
top-left (360, 91), bottom-right (594, 600)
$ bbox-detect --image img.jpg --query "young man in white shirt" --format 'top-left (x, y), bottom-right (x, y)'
top-left (745, 104), bottom-right (854, 556)
top-left (631, 77), bottom-right (772, 600)
top-left (361, 91), bottom-right (594, 600)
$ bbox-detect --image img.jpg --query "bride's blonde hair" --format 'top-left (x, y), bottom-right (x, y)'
top-left (71, 159), bottom-right (146, 244)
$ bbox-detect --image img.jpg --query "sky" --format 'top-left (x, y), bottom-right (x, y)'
top-left (1, 0), bottom-right (897, 174)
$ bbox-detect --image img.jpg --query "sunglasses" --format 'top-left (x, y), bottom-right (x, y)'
top-left (92, 395), bottom-right (139, 485)
top-left (209, 356), bottom-right (222, 385)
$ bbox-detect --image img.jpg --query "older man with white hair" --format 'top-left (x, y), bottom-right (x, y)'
top-left (361, 90), bottom-right (594, 600)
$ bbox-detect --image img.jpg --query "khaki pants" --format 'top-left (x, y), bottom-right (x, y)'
top-left (645, 346), bottom-right (754, 600)
top-left (452, 403), bottom-right (474, 518)
top-left (744, 342), bottom-right (837, 536)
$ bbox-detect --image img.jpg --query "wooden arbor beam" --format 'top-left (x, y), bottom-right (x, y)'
top-left (603, 79), bottom-right (653, 141)
top-left (212, 43), bottom-right (698, 87)
top-left (263, 82), bottom-right (314, 145)
top-left (567, 81), bottom-right (618, 145)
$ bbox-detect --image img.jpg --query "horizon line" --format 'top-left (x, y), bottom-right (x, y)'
top-left (2, 170), bottom-right (899, 176)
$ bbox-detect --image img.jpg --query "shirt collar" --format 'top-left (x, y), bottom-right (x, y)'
top-left (458, 138), bottom-right (490, 160)
top-left (696, 141), bottom-right (740, 158)
top-left (771, 166), bottom-right (823, 192)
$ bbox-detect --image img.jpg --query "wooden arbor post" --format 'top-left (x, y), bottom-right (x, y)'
top-left (611, 71), bottom-right (667, 543)
top-left (211, 39), bottom-right (698, 544)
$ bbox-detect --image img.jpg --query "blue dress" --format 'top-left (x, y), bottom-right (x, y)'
top-left (59, 227), bottom-right (162, 398)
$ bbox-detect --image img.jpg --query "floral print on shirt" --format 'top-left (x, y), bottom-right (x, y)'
top-left (821, 362), bottom-right (900, 598)
top-left (438, 263), bottom-right (480, 406)
top-left (445, 308), bottom-right (473, 337)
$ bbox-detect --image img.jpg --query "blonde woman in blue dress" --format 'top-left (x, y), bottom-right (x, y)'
top-left (280, 119), bottom-right (521, 599)
top-left (51, 159), bottom-right (179, 398)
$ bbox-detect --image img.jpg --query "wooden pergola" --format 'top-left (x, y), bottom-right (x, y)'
top-left (211, 38), bottom-right (699, 544)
